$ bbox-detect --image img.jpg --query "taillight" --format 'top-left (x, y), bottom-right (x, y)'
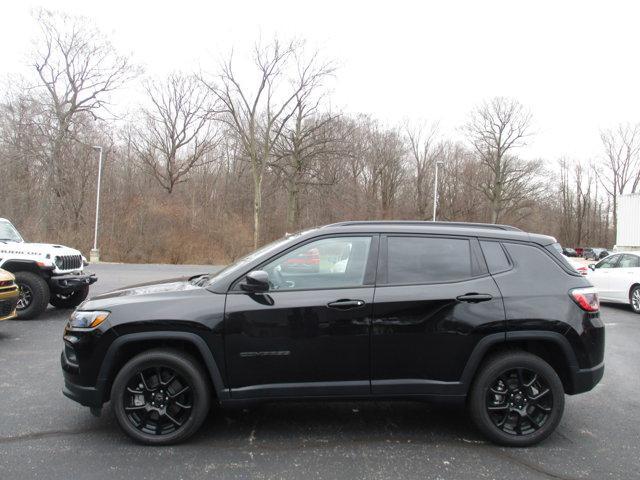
top-left (570, 287), bottom-right (599, 312)
top-left (575, 267), bottom-right (588, 276)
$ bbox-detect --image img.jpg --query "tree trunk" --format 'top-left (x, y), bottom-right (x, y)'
top-left (253, 173), bottom-right (262, 249)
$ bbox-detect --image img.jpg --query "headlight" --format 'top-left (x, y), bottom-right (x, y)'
top-left (68, 310), bottom-right (109, 329)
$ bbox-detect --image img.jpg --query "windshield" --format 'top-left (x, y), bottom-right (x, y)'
top-left (0, 220), bottom-right (23, 243)
top-left (199, 230), bottom-right (314, 286)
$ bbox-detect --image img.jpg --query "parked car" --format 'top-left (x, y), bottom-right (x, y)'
top-left (61, 221), bottom-right (605, 447)
top-left (583, 247), bottom-right (610, 260)
top-left (586, 252), bottom-right (640, 313)
top-left (0, 268), bottom-right (19, 321)
top-left (574, 247), bottom-right (584, 257)
top-left (0, 218), bottom-right (97, 319)
top-left (562, 247), bottom-right (578, 257)
top-left (563, 255), bottom-right (589, 275)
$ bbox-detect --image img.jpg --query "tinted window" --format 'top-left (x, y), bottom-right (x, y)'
top-left (619, 254), bottom-right (640, 268)
top-left (595, 255), bottom-right (620, 269)
top-left (262, 236), bottom-right (371, 290)
top-left (387, 236), bottom-right (472, 284)
top-left (480, 241), bottom-right (511, 273)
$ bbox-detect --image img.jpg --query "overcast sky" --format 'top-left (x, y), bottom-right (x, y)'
top-left (1, 0), bottom-right (639, 163)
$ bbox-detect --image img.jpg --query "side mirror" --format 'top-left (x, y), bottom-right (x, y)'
top-left (240, 270), bottom-right (270, 293)
top-left (588, 264), bottom-right (596, 271)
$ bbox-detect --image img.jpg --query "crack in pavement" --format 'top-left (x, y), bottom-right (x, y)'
top-left (0, 426), bottom-right (109, 444)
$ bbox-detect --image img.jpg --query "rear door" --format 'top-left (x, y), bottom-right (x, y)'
top-left (370, 235), bottom-right (505, 395)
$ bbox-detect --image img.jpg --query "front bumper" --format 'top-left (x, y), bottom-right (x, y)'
top-left (61, 351), bottom-right (103, 408)
top-left (0, 287), bottom-right (19, 321)
top-left (50, 273), bottom-right (98, 293)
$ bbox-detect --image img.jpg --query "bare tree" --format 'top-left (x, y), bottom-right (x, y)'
top-left (134, 73), bottom-right (218, 193)
top-left (202, 40), bottom-right (331, 247)
top-left (31, 9), bottom-right (136, 225)
top-left (599, 123), bottom-right (640, 230)
top-left (406, 122), bottom-right (441, 219)
top-left (464, 97), bottom-right (533, 223)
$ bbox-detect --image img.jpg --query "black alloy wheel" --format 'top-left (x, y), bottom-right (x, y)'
top-left (111, 349), bottom-right (210, 445)
top-left (469, 351), bottom-right (564, 447)
top-left (123, 366), bottom-right (194, 436)
top-left (485, 368), bottom-right (553, 436)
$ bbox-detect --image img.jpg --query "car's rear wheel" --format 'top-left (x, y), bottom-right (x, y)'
top-left (468, 351), bottom-right (564, 447)
top-left (14, 271), bottom-right (50, 319)
top-left (111, 349), bottom-right (211, 445)
top-left (630, 285), bottom-right (640, 314)
top-left (49, 285), bottom-right (89, 309)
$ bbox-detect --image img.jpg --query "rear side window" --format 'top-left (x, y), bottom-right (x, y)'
top-left (480, 241), bottom-right (511, 273)
top-left (387, 236), bottom-right (472, 284)
top-left (619, 254), bottom-right (640, 268)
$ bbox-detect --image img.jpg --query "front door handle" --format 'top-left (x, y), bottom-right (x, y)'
top-left (456, 293), bottom-right (493, 303)
top-left (327, 299), bottom-right (365, 310)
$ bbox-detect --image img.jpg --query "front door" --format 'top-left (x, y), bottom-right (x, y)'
top-left (589, 254), bottom-right (621, 300)
top-left (371, 235), bottom-right (505, 395)
top-left (224, 235), bottom-right (377, 398)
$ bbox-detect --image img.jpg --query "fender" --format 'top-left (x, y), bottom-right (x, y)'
top-left (458, 330), bottom-right (579, 388)
top-left (95, 331), bottom-right (230, 401)
top-left (0, 259), bottom-right (53, 274)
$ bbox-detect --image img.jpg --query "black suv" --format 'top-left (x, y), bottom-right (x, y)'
top-left (61, 221), bottom-right (605, 446)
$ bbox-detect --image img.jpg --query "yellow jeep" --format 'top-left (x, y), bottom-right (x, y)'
top-left (0, 268), bottom-right (19, 321)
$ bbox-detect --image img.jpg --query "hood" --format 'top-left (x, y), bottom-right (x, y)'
top-left (0, 241), bottom-right (81, 258)
top-left (92, 276), bottom-right (202, 301)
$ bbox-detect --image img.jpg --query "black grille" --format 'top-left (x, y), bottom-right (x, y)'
top-left (56, 255), bottom-right (83, 270)
top-left (0, 298), bottom-right (17, 317)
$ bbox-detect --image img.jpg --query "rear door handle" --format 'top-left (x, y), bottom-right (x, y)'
top-left (327, 299), bottom-right (365, 310)
top-left (456, 293), bottom-right (493, 303)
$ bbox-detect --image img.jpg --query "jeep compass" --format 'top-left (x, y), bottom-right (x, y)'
top-left (61, 221), bottom-right (605, 446)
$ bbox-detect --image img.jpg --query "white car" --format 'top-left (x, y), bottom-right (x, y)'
top-left (586, 252), bottom-right (640, 314)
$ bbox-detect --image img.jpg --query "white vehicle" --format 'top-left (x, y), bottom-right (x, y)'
top-left (0, 218), bottom-right (97, 319)
top-left (586, 252), bottom-right (640, 314)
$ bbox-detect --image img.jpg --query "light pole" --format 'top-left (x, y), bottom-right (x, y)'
top-left (432, 158), bottom-right (444, 222)
top-left (90, 146), bottom-right (103, 263)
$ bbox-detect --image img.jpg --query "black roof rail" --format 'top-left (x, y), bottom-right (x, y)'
top-left (326, 220), bottom-right (523, 232)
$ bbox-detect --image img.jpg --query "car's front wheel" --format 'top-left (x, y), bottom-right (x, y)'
top-left (14, 271), bottom-right (50, 319)
top-left (111, 349), bottom-right (211, 445)
top-left (468, 351), bottom-right (564, 447)
top-left (630, 285), bottom-right (640, 314)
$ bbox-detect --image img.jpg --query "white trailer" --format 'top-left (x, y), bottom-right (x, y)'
top-left (615, 193), bottom-right (640, 252)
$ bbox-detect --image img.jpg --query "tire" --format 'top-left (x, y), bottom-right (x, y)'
top-left (49, 285), bottom-right (89, 309)
top-left (14, 271), bottom-right (50, 320)
top-left (468, 351), bottom-right (565, 447)
top-left (111, 349), bottom-right (211, 445)
top-left (630, 285), bottom-right (640, 314)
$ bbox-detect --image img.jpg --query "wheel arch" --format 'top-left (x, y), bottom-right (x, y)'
top-left (629, 283), bottom-right (640, 299)
top-left (1, 259), bottom-right (48, 275)
top-left (96, 331), bottom-right (229, 403)
top-left (461, 331), bottom-right (579, 394)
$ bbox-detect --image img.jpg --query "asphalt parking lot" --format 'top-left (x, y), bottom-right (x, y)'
top-left (0, 263), bottom-right (638, 480)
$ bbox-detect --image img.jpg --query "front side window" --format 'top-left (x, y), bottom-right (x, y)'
top-left (262, 236), bottom-right (372, 290)
top-left (387, 236), bottom-right (472, 284)
top-left (595, 255), bottom-right (620, 269)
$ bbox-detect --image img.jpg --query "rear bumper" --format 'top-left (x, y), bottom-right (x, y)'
top-left (50, 273), bottom-right (97, 293)
top-left (568, 362), bottom-right (605, 395)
